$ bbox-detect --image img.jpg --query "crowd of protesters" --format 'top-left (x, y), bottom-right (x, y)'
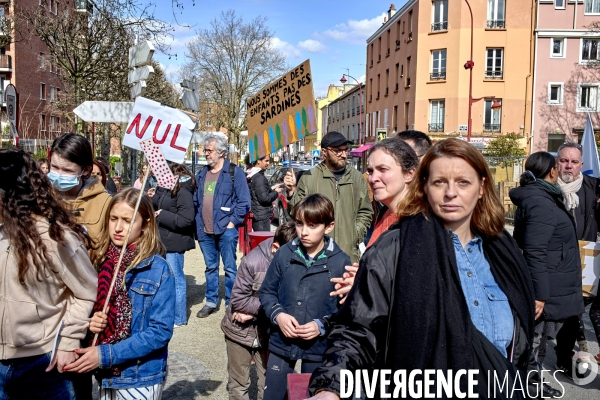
top-left (1, 128), bottom-right (599, 400)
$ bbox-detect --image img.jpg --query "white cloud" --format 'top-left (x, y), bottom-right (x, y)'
top-left (320, 13), bottom-right (386, 45)
top-left (298, 39), bottom-right (326, 53)
top-left (271, 37), bottom-right (303, 59)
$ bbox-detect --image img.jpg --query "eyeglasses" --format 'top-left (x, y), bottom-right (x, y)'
top-left (327, 147), bottom-right (349, 157)
top-left (203, 149), bottom-right (216, 154)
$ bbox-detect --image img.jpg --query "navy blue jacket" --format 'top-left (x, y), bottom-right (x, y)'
top-left (193, 160), bottom-right (250, 240)
top-left (259, 236), bottom-right (351, 361)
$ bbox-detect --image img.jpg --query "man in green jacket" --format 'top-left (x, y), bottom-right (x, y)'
top-left (284, 131), bottom-right (373, 263)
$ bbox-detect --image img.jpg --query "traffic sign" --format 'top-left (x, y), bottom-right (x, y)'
top-left (4, 84), bottom-right (17, 138)
top-left (128, 66), bottom-right (154, 85)
top-left (128, 40), bottom-right (154, 68)
top-left (130, 81), bottom-right (147, 100)
top-left (181, 89), bottom-right (199, 112)
top-left (73, 101), bottom-right (134, 123)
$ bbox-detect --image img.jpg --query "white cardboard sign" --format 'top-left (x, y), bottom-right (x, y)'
top-left (123, 97), bottom-right (195, 164)
top-left (579, 240), bottom-right (600, 297)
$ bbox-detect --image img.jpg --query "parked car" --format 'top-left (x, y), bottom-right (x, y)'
top-left (268, 165), bottom-right (313, 225)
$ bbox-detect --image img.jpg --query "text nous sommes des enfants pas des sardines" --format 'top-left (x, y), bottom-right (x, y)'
top-left (246, 64), bottom-right (312, 125)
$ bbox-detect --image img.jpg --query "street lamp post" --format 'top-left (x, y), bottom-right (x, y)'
top-left (340, 74), bottom-right (363, 145)
top-left (463, 0), bottom-right (501, 142)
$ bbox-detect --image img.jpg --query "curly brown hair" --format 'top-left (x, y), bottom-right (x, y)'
top-left (0, 149), bottom-right (90, 285)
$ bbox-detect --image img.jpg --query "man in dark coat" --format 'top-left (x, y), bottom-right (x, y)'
top-left (554, 142), bottom-right (600, 376)
top-left (249, 155), bottom-right (283, 232)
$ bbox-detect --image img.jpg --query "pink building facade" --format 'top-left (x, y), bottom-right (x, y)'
top-left (532, 0), bottom-right (600, 152)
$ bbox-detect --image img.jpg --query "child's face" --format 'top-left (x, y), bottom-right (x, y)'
top-left (108, 202), bottom-right (145, 247)
top-left (295, 219), bottom-right (334, 253)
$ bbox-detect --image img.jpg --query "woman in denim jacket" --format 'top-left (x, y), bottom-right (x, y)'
top-left (65, 188), bottom-right (175, 399)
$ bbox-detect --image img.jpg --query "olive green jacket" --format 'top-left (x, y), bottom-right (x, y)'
top-left (289, 163), bottom-right (373, 263)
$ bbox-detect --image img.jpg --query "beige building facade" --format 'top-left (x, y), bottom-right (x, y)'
top-left (366, 1), bottom-right (534, 146)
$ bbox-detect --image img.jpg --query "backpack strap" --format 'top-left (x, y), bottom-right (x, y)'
top-left (229, 163), bottom-right (236, 185)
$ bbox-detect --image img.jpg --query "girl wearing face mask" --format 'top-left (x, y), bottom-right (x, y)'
top-left (49, 133), bottom-right (112, 244)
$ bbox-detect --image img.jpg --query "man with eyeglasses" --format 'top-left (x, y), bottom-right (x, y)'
top-left (284, 131), bottom-right (373, 263)
top-left (194, 132), bottom-right (251, 318)
top-left (553, 141), bottom-right (600, 378)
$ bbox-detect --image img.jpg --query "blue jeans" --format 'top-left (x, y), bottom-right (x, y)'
top-left (166, 252), bottom-right (187, 325)
top-left (0, 352), bottom-right (76, 400)
top-left (199, 228), bottom-right (239, 308)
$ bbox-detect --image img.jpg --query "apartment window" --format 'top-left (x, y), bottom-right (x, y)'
top-left (206, 107), bottom-right (212, 114)
top-left (40, 83), bottom-right (46, 100)
top-left (406, 57), bottom-right (411, 87)
top-left (585, 0), bottom-right (600, 14)
top-left (205, 119), bottom-right (212, 127)
top-left (548, 134), bottom-right (566, 152)
top-left (581, 39), bottom-right (599, 63)
top-left (378, 37), bottom-right (382, 62)
top-left (385, 69), bottom-right (389, 95)
top-left (555, 0), bottom-right (565, 8)
top-left (487, 0), bottom-right (506, 29)
top-left (429, 100), bottom-right (445, 132)
top-left (431, 49), bottom-right (447, 80)
top-left (404, 102), bottom-right (410, 130)
top-left (483, 99), bottom-right (502, 132)
top-left (377, 74), bottom-right (381, 98)
top-left (401, 64), bottom-right (404, 77)
top-left (393, 105), bottom-right (398, 131)
top-left (408, 11), bottom-right (413, 39)
top-left (551, 38), bottom-right (565, 58)
top-left (40, 114), bottom-right (46, 132)
top-left (386, 29), bottom-right (391, 55)
top-left (370, 43), bottom-right (374, 67)
top-left (39, 53), bottom-right (44, 69)
top-left (548, 83), bottom-right (564, 105)
top-left (395, 63), bottom-right (400, 91)
top-left (432, 0), bottom-right (448, 32)
top-left (578, 84), bottom-right (599, 111)
top-left (369, 78), bottom-right (373, 101)
top-left (396, 21), bottom-right (401, 46)
top-left (485, 48), bottom-right (504, 79)
top-left (56, 87), bottom-right (60, 101)
top-left (50, 86), bottom-right (55, 101)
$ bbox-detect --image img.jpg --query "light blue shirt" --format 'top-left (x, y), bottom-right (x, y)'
top-left (452, 233), bottom-right (514, 357)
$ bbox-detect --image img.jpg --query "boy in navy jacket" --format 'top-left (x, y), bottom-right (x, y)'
top-left (259, 194), bottom-right (351, 400)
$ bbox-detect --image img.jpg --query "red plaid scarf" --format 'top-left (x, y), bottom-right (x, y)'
top-left (89, 243), bottom-right (137, 346)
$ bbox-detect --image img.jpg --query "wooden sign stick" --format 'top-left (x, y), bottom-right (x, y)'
top-left (92, 166), bottom-right (150, 346)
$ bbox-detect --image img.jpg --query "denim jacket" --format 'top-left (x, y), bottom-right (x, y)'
top-left (98, 254), bottom-right (175, 389)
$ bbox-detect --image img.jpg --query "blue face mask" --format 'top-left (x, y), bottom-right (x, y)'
top-left (47, 170), bottom-right (81, 192)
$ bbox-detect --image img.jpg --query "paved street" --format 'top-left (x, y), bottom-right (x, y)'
top-left (162, 223), bottom-right (600, 400)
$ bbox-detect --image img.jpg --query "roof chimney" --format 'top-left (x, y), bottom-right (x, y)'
top-left (388, 4), bottom-right (396, 19)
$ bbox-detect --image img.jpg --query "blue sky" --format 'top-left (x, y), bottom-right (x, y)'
top-left (152, 0), bottom-right (407, 97)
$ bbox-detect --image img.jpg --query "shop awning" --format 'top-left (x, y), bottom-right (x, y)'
top-left (350, 144), bottom-right (373, 157)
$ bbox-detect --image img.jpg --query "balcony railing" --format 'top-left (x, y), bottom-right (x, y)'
top-left (483, 124), bottom-right (501, 132)
top-left (431, 21), bottom-right (448, 32)
top-left (75, 0), bottom-right (94, 14)
top-left (430, 71), bottom-right (446, 80)
top-left (484, 70), bottom-right (503, 80)
top-left (428, 123), bottom-right (445, 132)
top-left (0, 55), bottom-right (11, 71)
top-left (487, 20), bottom-right (505, 29)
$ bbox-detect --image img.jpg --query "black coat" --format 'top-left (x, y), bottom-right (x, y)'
top-left (309, 214), bottom-right (535, 399)
top-left (571, 175), bottom-right (600, 241)
top-left (152, 178), bottom-right (196, 253)
top-left (510, 181), bottom-right (584, 321)
top-left (249, 170), bottom-right (278, 221)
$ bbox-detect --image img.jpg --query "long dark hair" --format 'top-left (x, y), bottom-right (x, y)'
top-left (0, 149), bottom-right (90, 285)
top-left (167, 162), bottom-right (197, 196)
top-left (520, 152), bottom-right (556, 186)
